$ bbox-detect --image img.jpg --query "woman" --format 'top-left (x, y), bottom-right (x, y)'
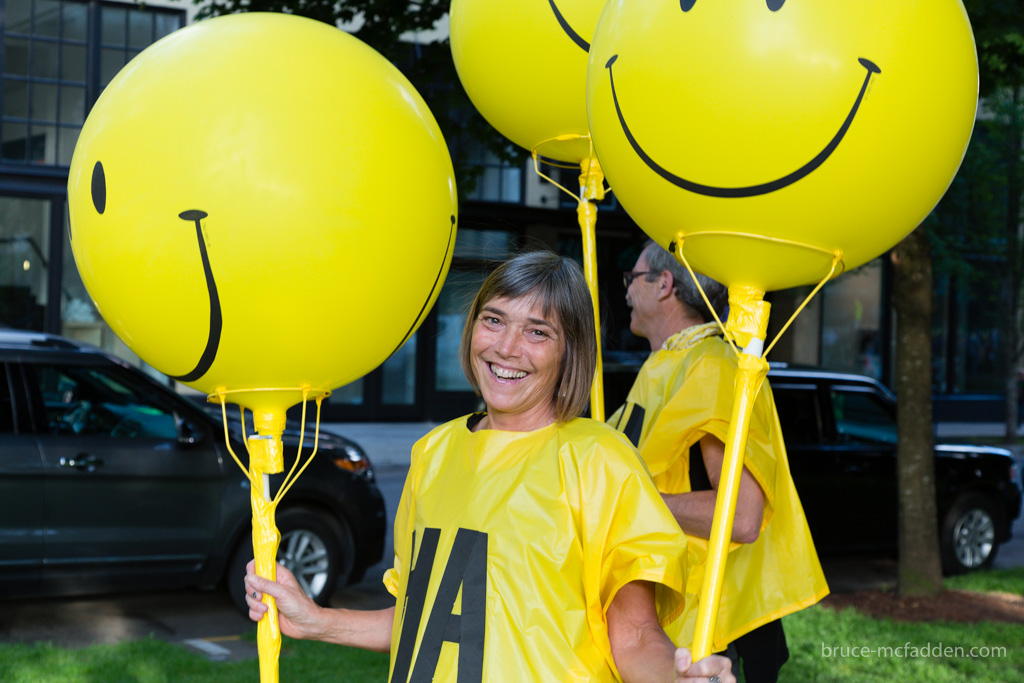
top-left (246, 252), bottom-right (734, 683)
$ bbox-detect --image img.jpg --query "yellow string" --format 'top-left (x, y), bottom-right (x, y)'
top-left (672, 232), bottom-right (845, 359)
top-left (671, 238), bottom-right (739, 352)
top-left (530, 136), bottom-right (610, 203)
top-left (763, 252), bottom-right (843, 359)
top-left (216, 390), bottom-right (251, 481)
top-left (274, 385), bottom-right (310, 505)
top-left (680, 229), bottom-right (847, 258)
top-left (239, 405), bottom-right (248, 450)
top-left (210, 386), bottom-right (332, 498)
top-left (274, 394), bottom-right (324, 504)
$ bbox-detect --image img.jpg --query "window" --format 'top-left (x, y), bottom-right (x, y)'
top-left (819, 258), bottom-right (883, 380)
top-left (3, 0), bottom-right (89, 164)
top-left (461, 140), bottom-right (522, 203)
top-left (771, 385), bottom-right (821, 444)
top-left (328, 378), bottom-right (364, 406)
top-left (382, 334), bottom-right (417, 405)
top-left (99, 3), bottom-right (179, 89)
top-left (830, 386), bottom-right (897, 445)
top-left (434, 270), bottom-right (488, 392)
top-left (1, 0), bottom-right (183, 167)
top-left (32, 362), bottom-right (179, 438)
top-left (0, 195), bottom-right (50, 331)
top-left (0, 364), bottom-right (14, 433)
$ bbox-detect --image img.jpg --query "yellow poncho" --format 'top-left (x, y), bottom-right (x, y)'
top-left (609, 323), bottom-right (829, 652)
top-left (383, 415), bottom-right (686, 682)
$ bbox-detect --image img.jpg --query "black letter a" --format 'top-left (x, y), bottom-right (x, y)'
top-left (390, 528), bottom-right (488, 683)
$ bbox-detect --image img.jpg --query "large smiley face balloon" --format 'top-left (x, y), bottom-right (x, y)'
top-left (587, 0), bottom-right (978, 291)
top-left (68, 13), bottom-right (456, 412)
top-left (451, 0), bottom-right (607, 162)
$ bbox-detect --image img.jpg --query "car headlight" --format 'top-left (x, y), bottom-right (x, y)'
top-left (331, 443), bottom-right (374, 480)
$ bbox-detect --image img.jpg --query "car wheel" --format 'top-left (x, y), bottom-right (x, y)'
top-left (940, 493), bottom-right (1000, 575)
top-left (228, 507), bottom-right (353, 614)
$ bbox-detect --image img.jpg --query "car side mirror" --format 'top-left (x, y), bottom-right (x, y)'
top-left (178, 420), bottom-right (205, 446)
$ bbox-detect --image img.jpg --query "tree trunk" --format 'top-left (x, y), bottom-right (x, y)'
top-left (1004, 86), bottom-right (1022, 444)
top-left (892, 227), bottom-right (943, 596)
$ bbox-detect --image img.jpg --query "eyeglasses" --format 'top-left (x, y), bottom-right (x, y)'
top-left (623, 270), bottom-right (657, 288)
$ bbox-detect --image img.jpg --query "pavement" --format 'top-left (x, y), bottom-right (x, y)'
top-left (321, 422), bottom-right (438, 469)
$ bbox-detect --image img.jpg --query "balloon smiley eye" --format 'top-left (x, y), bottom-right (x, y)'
top-left (681, 1), bottom-right (785, 14)
top-left (91, 161), bottom-right (106, 215)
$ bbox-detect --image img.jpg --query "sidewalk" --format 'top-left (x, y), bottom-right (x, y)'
top-left (321, 422), bottom-right (439, 469)
top-left (322, 421), bottom-right (1024, 469)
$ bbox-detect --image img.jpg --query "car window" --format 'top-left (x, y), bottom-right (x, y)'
top-left (772, 386), bottom-right (821, 444)
top-left (0, 364), bottom-right (14, 434)
top-left (830, 387), bottom-right (897, 445)
top-left (32, 364), bottom-right (179, 439)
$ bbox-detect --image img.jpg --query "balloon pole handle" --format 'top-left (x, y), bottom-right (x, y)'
top-left (249, 424), bottom-right (285, 683)
top-left (577, 155), bottom-right (605, 421)
top-left (209, 390), bottom-right (329, 682)
top-left (690, 287), bottom-right (770, 660)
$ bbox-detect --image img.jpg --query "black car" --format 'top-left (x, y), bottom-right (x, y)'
top-left (0, 329), bottom-right (386, 612)
top-left (603, 355), bottom-right (1022, 574)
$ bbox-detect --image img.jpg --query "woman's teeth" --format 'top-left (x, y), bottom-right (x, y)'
top-left (490, 364), bottom-right (527, 379)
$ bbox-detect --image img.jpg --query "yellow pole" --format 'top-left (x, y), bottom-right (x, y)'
top-left (578, 155), bottom-right (605, 421)
top-left (690, 286), bottom-right (770, 660)
top-left (249, 413), bottom-right (286, 683)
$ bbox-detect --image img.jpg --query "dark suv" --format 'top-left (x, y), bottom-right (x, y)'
top-left (604, 355), bottom-right (1022, 574)
top-left (0, 329), bottom-right (386, 612)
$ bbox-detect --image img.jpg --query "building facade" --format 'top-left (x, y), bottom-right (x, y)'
top-left (0, 0), bottom-right (184, 368)
top-left (0, 1), bottom-right (1007, 424)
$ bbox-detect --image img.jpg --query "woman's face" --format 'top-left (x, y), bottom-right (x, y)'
top-left (470, 294), bottom-right (566, 431)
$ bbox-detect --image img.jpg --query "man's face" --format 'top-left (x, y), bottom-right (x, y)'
top-left (626, 250), bottom-right (660, 340)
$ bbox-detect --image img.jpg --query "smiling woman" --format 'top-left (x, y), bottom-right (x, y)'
top-left (458, 251), bottom-right (594, 430)
top-left (244, 252), bottom-right (736, 683)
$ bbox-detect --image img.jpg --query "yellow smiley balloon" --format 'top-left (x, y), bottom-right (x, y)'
top-left (68, 13), bottom-right (457, 412)
top-left (451, 0), bottom-right (607, 162)
top-left (586, 0), bottom-right (978, 291)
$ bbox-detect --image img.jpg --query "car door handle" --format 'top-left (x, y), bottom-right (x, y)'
top-left (59, 455), bottom-right (104, 471)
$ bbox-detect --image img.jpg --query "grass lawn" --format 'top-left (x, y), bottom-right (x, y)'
top-left (780, 568), bottom-right (1024, 682)
top-left (0, 637), bottom-right (389, 683)
top-left (1, 569), bottom-right (1021, 682)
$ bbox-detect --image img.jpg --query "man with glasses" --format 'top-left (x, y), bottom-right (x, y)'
top-left (609, 240), bottom-right (828, 683)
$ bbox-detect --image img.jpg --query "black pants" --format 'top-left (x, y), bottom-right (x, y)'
top-left (732, 619), bottom-right (790, 683)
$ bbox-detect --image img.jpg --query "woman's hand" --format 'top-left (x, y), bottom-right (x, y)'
top-left (244, 560), bottom-right (325, 641)
top-left (674, 648), bottom-right (735, 683)
top-left (244, 559), bottom-right (395, 652)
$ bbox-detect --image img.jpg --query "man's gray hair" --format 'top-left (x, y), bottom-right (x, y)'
top-left (642, 240), bottom-right (727, 323)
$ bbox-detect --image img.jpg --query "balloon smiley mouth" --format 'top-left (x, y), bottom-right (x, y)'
top-left (604, 54), bottom-right (881, 198)
top-left (549, 0), bottom-right (589, 52)
top-left (170, 209), bottom-right (222, 382)
top-left (385, 215), bottom-right (457, 360)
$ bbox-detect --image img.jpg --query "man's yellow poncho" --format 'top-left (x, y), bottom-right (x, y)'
top-left (609, 323), bottom-right (829, 652)
top-left (384, 416), bottom-right (687, 682)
